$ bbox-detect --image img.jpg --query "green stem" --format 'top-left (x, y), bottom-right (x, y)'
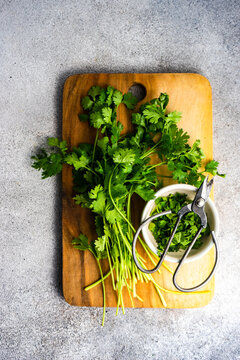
top-left (116, 282), bottom-right (122, 316)
top-left (116, 222), bottom-right (132, 254)
top-left (104, 220), bottom-right (116, 290)
top-left (106, 240), bottom-right (116, 290)
top-left (96, 258), bottom-right (106, 326)
top-left (84, 268), bottom-right (113, 291)
top-left (137, 258), bottom-right (167, 306)
top-left (109, 169), bottom-right (172, 278)
top-left (148, 161), bottom-right (167, 170)
top-left (114, 223), bottom-right (128, 315)
top-left (140, 140), bottom-right (162, 159)
top-left (85, 166), bottom-right (98, 176)
top-left (92, 128), bottom-right (99, 166)
top-left (132, 262), bottom-right (136, 298)
top-left (115, 224), bottom-right (124, 267)
top-left (125, 180), bottom-right (155, 186)
top-left (127, 187), bottom-right (133, 227)
top-left (146, 181), bottom-right (156, 186)
top-left (153, 283), bottom-right (167, 307)
top-left (138, 238), bottom-right (159, 268)
top-left (108, 167), bottom-right (135, 232)
top-left (120, 291), bottom-right (125, 314)
top-left (126, 282), bottom-right (135, 308)
top-left (134, 293), bottom-right (144, 302)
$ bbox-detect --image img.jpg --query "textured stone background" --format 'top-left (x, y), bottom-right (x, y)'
top-left (0, 0), bottom-right (239, 359)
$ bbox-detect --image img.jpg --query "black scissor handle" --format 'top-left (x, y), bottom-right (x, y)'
top-left (132, 210), bottom-right (181, 274)
top-left (132, 213), bottom-right (218, 292)
top-left (173, 230), bottom-right (218, 292)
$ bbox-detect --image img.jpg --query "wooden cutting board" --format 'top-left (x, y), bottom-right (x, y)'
top-left (62, 73), bottom-right (214, 308)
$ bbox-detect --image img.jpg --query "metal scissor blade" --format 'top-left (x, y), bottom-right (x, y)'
top-left (194, 175), bottom-right (214, 205)
top-left (206, 177), bottom-right (214, 199)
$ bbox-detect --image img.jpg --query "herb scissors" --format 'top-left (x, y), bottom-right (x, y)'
top-left (132, 176), bottom-right (219, 292)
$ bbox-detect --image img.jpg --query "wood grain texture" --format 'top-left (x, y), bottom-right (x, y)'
top-left (62, 73), bottom-right (214, 308)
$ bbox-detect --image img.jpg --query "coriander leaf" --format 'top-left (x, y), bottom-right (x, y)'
top-left (97, 137), bottom-right (109, 154)
top-left (143, 105), bottom-right (163, 124)
top-left (47, 138), bottom-right (68, 155)
top-left (72, 170), bottom-right (89, 193)
top-left (84, 170), bottom-right (94, 184)
top-left (167, 111), bottom-right (181, 122)
top-left (167, 160), bottom-right (175, 172)
top-left (95, 160), bottom-right (104, 175)
top-left (204, 160), bottom-right (218, 176)
top-left (106, 86), bottom-right (114, 106)
top-left (112, 90), bottom-right (123, 106)
top-left (164, 111), bottom-right (182, 130)
top-left (105, 208), bottom-right (123, 224)
top-left (111, 243), bottom-right (119, 258)
top-left (88, 186), bottom-right (106, 214)
top-left (185, 140), bottom-right (205, 164)
top-left (32, 151), bottom-right (63, 179)
top-left (88, 86), bottom-right (102, 100)
top-left (59, 140), bottom-right (68, 155)
top-left (95, 235), bottom-right (107, 252)
top-left (168, 128), bottom-right (189, 155)
top-left (81, 96), bottom-right (93, 110)
top-left (72, 233), bottom-right (89, 250)
top-left (205, 160), bottom-right (225, 177)
top-left (92, 100), bottom-right (105, 112)
top-left (73, 194), bottom-right (91, 208)
top-left (121, 163), bottom-right (133, 173)
top-left (95, 216), bottom-right (104, 237)
top-left (132, 113), bottom-right (146, 127)
top-left (99, 88), bottom-right (107, 103)
top-left (111, 170), bottom-right (127, 186)
top-left (90, 111), bottom-right (104, 128)
top-left (89, 185), bottom-right (104, 199)
top-left (73, 143), bottom-right (93, 156)
top-left (172, 168), bottom-right (188, 182)
top-left (48, 137), bottom-right (60, 147)
top-left (110, 183), bottom-right (128, 199)
top-left (186, 171), bottom-right (200, 187)
top-left (65, 152), bottom-right (90, 170)
top-left (102, 107), bottom-right (112, 124)
top-left (113, 148), bottom-right (135, 164)
top-left (90, 192), bottom-right (106, 214)
top-left (110, 121), bottom-right (123, 149)
top-left (129, 126), bottom-right (145, 148)
top-left (91, 240), bottom-right (108, 259)
top-left (103, 224), bottom-right (111, 239)
top-left (134, 185), bottom-right (155, 201)
top-left (158, 93), bottom-right (169, 111)
top-left (123, 92), bottom-right (138, 109)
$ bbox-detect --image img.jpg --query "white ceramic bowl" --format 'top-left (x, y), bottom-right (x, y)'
top-left (141, 184), bottom-right (219, 263)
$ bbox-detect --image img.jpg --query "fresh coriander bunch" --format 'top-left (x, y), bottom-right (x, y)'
top-left (32, 85), bottom-right (224, 325)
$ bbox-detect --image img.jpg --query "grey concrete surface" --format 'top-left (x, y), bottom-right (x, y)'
top-left (0, 0), bottom-right (240, 359)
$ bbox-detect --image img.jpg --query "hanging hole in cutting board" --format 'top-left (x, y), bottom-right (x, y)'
top-left (128, 83), bottom-right (146, 102)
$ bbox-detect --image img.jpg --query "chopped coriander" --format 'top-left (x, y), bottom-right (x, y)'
top-left (150, 193), bottom-right (210, 254)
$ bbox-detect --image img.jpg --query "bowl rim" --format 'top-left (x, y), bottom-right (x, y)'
top-left (141, 183), bottom-right (219, 263)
